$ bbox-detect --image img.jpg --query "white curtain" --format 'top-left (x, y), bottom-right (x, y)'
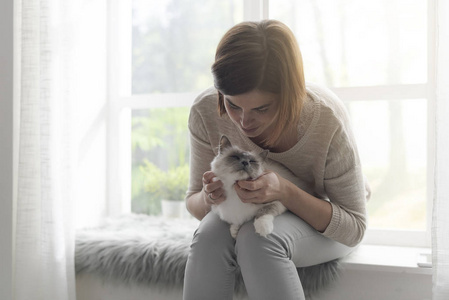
top-left (14, 1), bottom-right (77, 299)
top-left (14, 0), bottom-right (107, 299)
top-left (432, 0), bottom-right (449, 299)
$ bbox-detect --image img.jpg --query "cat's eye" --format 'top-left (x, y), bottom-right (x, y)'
top-left (231, 155), bottom-right (240, 160)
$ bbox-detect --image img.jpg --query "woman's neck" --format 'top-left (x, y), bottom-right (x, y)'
top-left (251, 126), bottom-right (299, 153)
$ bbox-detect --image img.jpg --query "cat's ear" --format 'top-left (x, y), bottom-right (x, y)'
top-left (259, 150), bottom-right (269, 161)
top-left (219, 135), bottom-right (232, 154)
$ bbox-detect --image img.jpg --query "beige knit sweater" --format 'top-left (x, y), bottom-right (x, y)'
top-left (186, 83), bottom-right (368, 247)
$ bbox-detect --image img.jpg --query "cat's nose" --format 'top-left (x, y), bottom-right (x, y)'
top-left (241, 161), bottom-right (249, 167)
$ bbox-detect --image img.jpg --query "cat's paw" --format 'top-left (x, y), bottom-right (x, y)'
top-left (254, 215), bottom-right (274, 237)
top-left (230, 224), bottom-right (240, 239)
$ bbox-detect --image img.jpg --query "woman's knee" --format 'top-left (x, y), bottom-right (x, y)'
top-left (235, 221), bottom-right (289, 263)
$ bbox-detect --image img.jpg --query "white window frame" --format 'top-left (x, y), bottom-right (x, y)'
top-left (107, 0), bottom-right (435, 248)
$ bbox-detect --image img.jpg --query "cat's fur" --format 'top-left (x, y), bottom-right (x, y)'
top-left (211, 135), bottom-right (299, 238)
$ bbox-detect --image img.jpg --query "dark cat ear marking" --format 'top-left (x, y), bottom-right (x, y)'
top-left (259, 150), bottom-right (269, 161)
top-left (219, 135), bottom-right (232, 154)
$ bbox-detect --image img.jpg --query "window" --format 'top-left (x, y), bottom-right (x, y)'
top-left (270, 0), bottom-right (433, 247)
top-left (108, 0), bottom-right (434, 247)
top-left (108, 0), bottom-right (244, 218)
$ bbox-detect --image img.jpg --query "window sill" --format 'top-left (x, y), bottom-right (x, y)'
top-left (342, 244), bottom-right (432, 275)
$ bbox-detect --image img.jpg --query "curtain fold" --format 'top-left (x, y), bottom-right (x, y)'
top-left (432, 0), bottom-right (449, 299)
top-left (14, 0), bottom-right (107, 299)
top-left (14, 0), bottom-right (76, 299)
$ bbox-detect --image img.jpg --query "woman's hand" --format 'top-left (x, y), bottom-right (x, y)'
top-left (202, 171), bottom-right (226, 205)
top-left (234, 171), bottom-right (286, 204)
top-left (236, 171), bottom-right (334, 233)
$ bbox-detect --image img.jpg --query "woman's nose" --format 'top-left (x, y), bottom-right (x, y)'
top-left (240, 111), bottom-right (253, 127)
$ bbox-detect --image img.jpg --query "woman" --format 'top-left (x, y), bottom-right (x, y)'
top-left (183, 20), bottom-right (369, 300)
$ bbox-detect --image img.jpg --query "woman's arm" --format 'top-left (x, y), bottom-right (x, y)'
top-left (186, 191), bottom-right (210, 221)
top-left (185, 96), bottom-right (220, 220)
top-left (281, 177), bottom-right (332, 232)
top-left (236, 165), bottom-right (367, 247)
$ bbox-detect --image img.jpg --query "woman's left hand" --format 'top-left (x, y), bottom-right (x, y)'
top-left (234, 171), bottom-right (285, 204)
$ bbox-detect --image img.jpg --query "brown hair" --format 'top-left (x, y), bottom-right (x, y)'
top-left (212, 20), bottom-right (307, 148)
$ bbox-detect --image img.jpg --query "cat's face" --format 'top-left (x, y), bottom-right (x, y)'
top-left (211, 136), bottom-right (268, 181)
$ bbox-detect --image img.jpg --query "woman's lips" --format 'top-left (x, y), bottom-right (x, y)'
top-left (241, 126), bottom-right (258, 134)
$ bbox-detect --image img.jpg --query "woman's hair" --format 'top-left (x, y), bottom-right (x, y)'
top-left (212, 20), bottom-right (307, 148)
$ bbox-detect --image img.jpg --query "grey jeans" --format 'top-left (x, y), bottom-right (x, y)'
top-left (182, 211), bottom-right (354, 300)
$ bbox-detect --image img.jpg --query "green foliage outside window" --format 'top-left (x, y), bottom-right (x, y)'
top-left (131, 107), bottom-right (190, 215)
top-left (140, 161), bottom-right (189, 201)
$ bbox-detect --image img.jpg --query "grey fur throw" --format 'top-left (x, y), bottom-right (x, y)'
top-left (75, 214), bottom-right (342, 297)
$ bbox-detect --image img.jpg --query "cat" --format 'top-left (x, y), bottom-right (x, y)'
top-left (210, 135), bottom-right (298, 238)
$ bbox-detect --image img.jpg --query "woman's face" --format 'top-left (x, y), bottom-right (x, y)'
top-left (223, 90), bottom-right (279, 143)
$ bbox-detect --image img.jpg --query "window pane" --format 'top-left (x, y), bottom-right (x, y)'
top-left (270, 0), bottom-right (427, 87)
top-left (132, 0), bottom-right (243, 94)
top-left (131, 107), bottom-right (190, 217)
top-left (347, 99), bottom-right (427, 230)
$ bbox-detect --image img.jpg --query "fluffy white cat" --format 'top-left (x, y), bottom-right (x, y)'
top-left (210, 135), bottom-right (300, 238)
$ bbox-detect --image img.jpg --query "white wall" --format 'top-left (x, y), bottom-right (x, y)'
top-left (0, 0), bottom-right (14, 299)
top-left (315, 268), bottom-right (432, 300)
top-left (72, 0), bottom-right (109, 229)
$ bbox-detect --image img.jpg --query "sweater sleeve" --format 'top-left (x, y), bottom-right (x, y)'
top-left (185, 104), bottom-right (217, 199)
top-left (321, 124), bottom-right (368, 247)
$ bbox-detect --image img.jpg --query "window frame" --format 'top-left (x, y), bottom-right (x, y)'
top-left (107, 0), bottom-right (435, 248)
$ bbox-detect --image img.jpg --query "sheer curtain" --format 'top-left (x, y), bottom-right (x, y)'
top-left (14, 1), bottom-right (76, 298)
top-left (432, 0), bottom-right (449, 299)
top-left (13, 0), bottom-right (107, 299)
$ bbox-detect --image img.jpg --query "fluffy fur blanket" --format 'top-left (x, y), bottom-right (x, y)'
top-left (75, 214), bottom-right (342, 297)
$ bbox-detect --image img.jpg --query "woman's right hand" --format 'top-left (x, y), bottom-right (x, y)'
top-left (202, 171), bottom-right (226, 206)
